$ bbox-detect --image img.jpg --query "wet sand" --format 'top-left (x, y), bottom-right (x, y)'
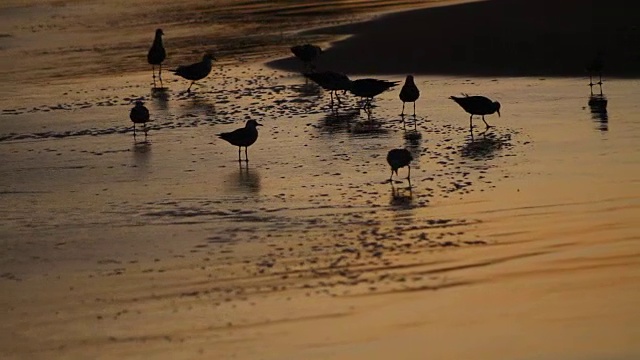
top-left (1, 1), bottom-right (640, 359)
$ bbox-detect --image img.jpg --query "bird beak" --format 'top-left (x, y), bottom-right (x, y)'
top-left (256, 122), bottom-right (263, 126)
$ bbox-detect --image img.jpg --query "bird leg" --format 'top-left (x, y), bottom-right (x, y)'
top-left (401, 102), bottom-right (405, 116)
top-left (407, 165), bottom-right (411, 181)
top-left (245, 147), bottom-right (249, 162)
top-left (413, 102), bottom-right (416, 117)
top-left (133, 124), bottom-right (137, 137)
top-left (238, 146), bottom-right (242, 162)
top-left (481, 115), bottom-right (492, 128)
top-left (469, 115), bottom-right (474, 129)
top-left (187, 81), bottom-right (194, 93)
top-left (389, 170), bottom-right (394, 182)
top-left (413, 114), bottom-right (417, 131)
top-left (144, 123), bottom-right (147, 138)
top-left (159, 64), bottom-right (163, 88)
top-left (152, 65), bottom-right (157, 88)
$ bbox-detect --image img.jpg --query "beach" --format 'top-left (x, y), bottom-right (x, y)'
top-left (1, 1), bottom-right (640, 359)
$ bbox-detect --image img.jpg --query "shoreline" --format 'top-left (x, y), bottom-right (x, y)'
top-left (267, 0), bottom-right (640, 77)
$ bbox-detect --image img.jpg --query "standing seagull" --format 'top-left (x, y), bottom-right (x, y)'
top-left (387, 148), bottom-right (413, 182)
top-left (147, 29), bottom-right (166, 88)
top-left (450, 95), bottom-right (501, 129)
top-left (217, 120), bottom-right (263, 162)
top-left (399, 75), bottom-right (420, 116)
top-left (291, 44), bottom-right (322, 72)
top-left (350, 78), bottom-right (400, 110)
top-left (130, 101), bottom-right (150, 138)
top-left (171, 53), bottom-right (216, 93)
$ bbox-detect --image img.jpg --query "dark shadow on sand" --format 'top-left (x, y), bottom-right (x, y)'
top-left (266, 0), bottom-right (640, 77)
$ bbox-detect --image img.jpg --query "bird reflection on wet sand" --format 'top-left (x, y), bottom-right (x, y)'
top-left (404, 129), bottom-right (422, 162)
top-left (186, 96), bottom-right (217, 117)
top-left (319, 108), bottom-right (360, 134)
top-left (460, 131), bottom-right (511, 160)
top-left (587, 84), bottom-right (608, 132)
top-left (132, 140), bottom-right (151, 169)
top-left (226, 163), bottom-right (261, 193)
top-left (151, 88), bottom-right (170, 111)
top-left (588, 94), bottom-right (608, 131)
top-left (390, 184), bottom-right (413, 208)
top-left (400, 113), bottom-right (418, 131)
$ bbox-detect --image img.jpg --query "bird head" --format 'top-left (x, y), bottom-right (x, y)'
top-left (494, 101), bottom-right (501, 117)
top-left (203, 53), bottom-right (216, 62)
top-left (246, 119), bottom-right (263, 128)
top-left (155, 29), bottom-right (164, 36)
top-left (135, 100), bottom-right (145, 106)
top-left (406, 75), bottom-right (414, 83)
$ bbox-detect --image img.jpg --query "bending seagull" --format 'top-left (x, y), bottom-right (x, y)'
top-left (171, 53), bottom-right (216, 93)
top-left (399, 75), bottom-right (420, 116)
top-left (291, 44), bottom-right (322, 72)
top-left (350, 78), bottom-right (400, 109)
top-left (147, 28), bottom-right (166, 88)
top-left (450, 95), bottom-right (501, 129)
top-left (130, 101), bottom-right (150, 138)
top-left (217, 120), bottom-right (263, 162)
top-left (304, 71), bottom-right (351, 105)
top-left (387, 148), bottom-right (413, 182)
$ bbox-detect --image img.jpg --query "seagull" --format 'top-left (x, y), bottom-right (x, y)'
top-left (147, 28), bottom-right (166, 88)
top-left (217, 120), bottom-right (263, 162)
top-left (399, 75), bottom-right (420, 116)
top-left (387, 148), bottom-right (413, 182)
top-left (349, 78), bottom-right (400, 109)
top-left (129, 101), bottom-right (150, 137)
top-left (171, 53), bottom-right (216, 93)
top-left (449, 95), bottom-right (501, 128)
top-left (291, 44), bottom-right (322, 71)
top-left (303, 71), bottom-right (351, 105)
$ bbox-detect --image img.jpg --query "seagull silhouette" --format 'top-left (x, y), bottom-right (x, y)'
top-left (304, 71), bottom-right (351, 105)
top-left (350, 78), bottom-right (400, 109)
top-left (387, 148), bottom-right (413, 182)
top-left (291, 44), bottom-right (322, 71)
top-left (147, 29), bottom-right (166, 88)
top-left (130, 101), bottom-right (150, 137)
top-left (399, 75), bottom-right (420, 116)
top-left (171, 53), bottom-right (216, 93)
top-left (217, 120), bottom-right (263, 162)
top-left (450, 95), bottom-right (501, 129)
